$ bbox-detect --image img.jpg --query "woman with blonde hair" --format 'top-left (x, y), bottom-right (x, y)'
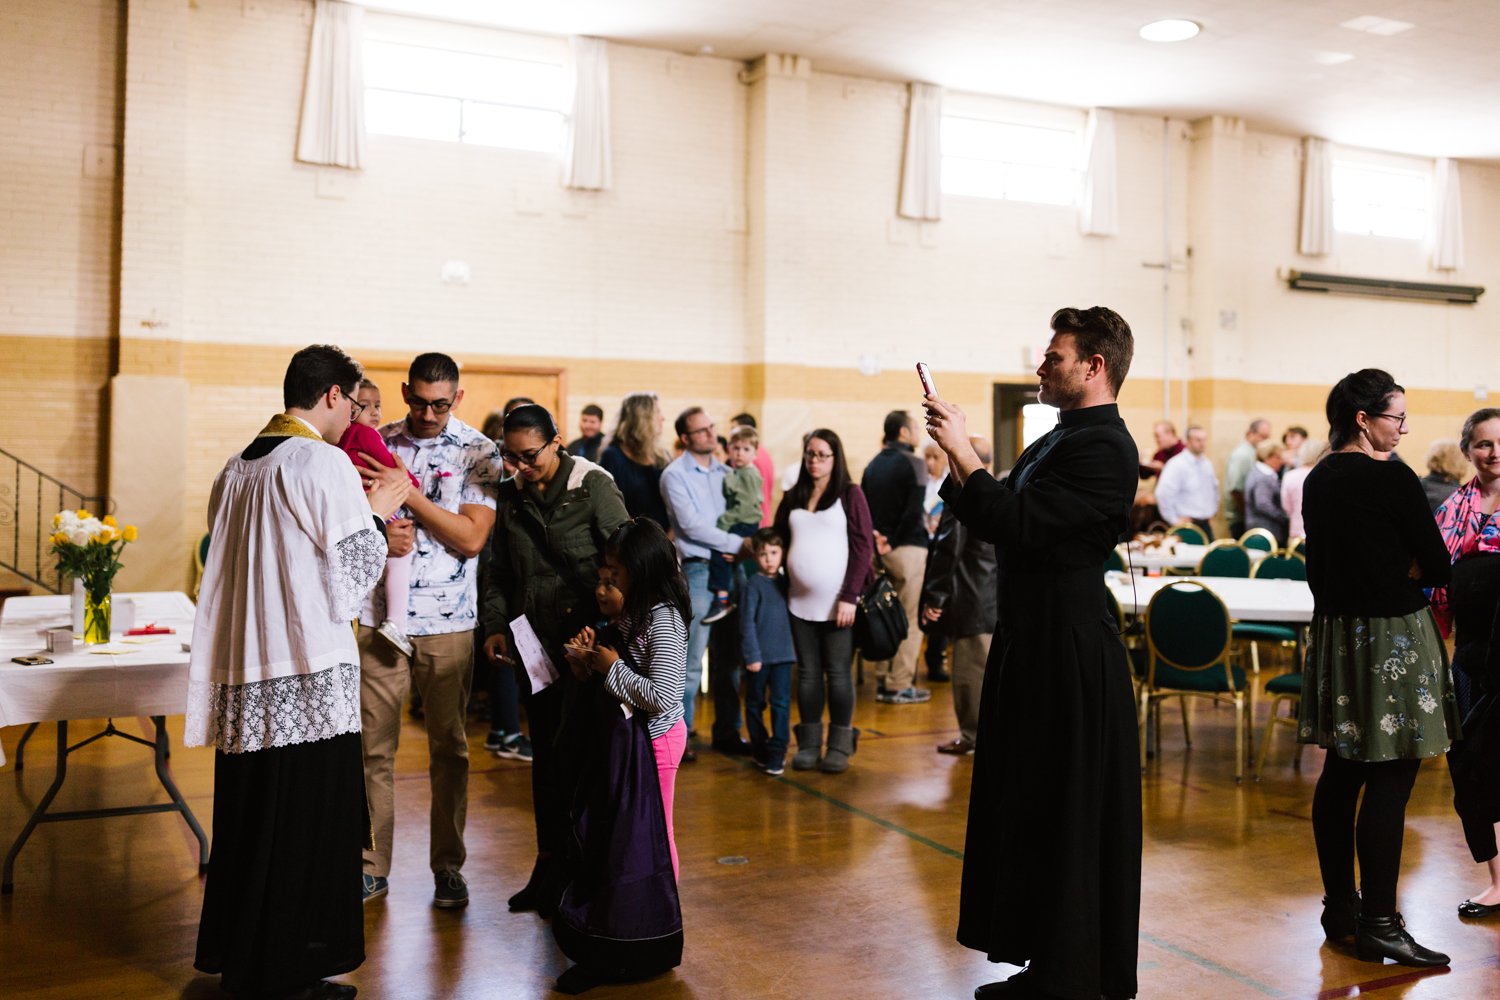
top-left (1281, 435), bottom-right (1327, 540)
top-left (600, 391), bottom-right (671, 529)
top-left (1424, 439), bottom-right (1470, 514)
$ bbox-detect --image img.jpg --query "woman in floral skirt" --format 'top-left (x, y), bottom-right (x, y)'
top-left (1299, 368), bottom-right (1459, 968)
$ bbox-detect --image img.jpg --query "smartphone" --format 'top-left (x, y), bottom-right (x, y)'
top-left (916, 362), bottom-right (937, 397)
top-left (12, 656), bottom-right (53, 665)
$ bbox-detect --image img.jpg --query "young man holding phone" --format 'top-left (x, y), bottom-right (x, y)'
top-left (920, 308), bottom-right (1144, 1000)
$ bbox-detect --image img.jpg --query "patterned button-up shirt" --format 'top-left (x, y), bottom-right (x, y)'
top-left (358, 415), bottom-right (504, 636)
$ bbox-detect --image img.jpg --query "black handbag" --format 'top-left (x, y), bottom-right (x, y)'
top-left (853, 571), bottom-right (908, 662)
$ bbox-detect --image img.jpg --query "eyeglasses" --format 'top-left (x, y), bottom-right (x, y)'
top-left (406, 392), bottom-right (455, 415)
top-left (686, 423), bottom-right (716, 438)
top-left (1371, 412), bottom-right (1408, 429)
top-left (804, 449), bottom-right (835, 461)
top-left (501, 444), bottom-right (554, 468)
top-left (347, 396), bottom-right (366, 417)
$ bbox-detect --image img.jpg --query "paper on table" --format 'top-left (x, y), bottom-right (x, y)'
top-left (509, 615), bottom-right (559, 694)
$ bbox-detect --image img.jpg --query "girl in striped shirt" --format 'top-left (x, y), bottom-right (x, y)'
top-left (571, 518), bottom-right (692, 878)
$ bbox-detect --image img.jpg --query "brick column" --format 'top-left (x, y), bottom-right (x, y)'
top-left (110, 0), bottom-right (190, 592)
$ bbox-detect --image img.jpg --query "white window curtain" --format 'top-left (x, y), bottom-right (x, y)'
top-left (564, 36), bottom-right (612, 190)
top-left (1432, 157), bottom-right (1465, 270)
top-left (1078, 108), bottom-right (1118, 236)
top-left (1299, 137), bottom-right (1334, 256)
top-left (898, 82), bottom-right (943, 221)
top-left (296, 0), bottom-right (366, 169)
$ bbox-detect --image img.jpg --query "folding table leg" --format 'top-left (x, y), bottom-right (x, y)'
top-left (151, 717), bottom-right (209, 874)
top-left (3, 722), bottom-right (67, 894)
top-left (13, 722), bottom-right (39, 771)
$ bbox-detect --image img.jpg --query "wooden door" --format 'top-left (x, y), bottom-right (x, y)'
top-left (358, 363), bottom-right (565, 436)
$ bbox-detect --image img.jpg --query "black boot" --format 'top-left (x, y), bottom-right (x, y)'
top-left (1320, 890), bottom-right (1360, 940)
top-left (508, 855), bottom-right (549, 912)
top-left (1354, 912), bottom-right (1450, 967)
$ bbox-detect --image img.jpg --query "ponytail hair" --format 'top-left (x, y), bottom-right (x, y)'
top-left (501, 403), bottom-right (559, 440)
top-left (1326, 369), bottom-right (1401, 451)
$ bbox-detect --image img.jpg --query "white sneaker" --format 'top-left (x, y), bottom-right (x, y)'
top-left (377, 619), bottom-right (413, 656)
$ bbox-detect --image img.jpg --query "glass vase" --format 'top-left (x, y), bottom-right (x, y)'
top-left (84, 591), bottom-right (111, 645)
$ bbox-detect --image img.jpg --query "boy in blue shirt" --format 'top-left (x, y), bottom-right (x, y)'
top-left (740, 527), bottom-right (796, 775)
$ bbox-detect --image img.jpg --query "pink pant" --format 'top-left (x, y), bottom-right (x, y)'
top-left (651, 719), bottom-right (687, 881)
top-left (383, 550), bottom-right (414, 625)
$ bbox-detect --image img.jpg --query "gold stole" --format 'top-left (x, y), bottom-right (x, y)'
top-left (254, 413), bottom-right (328, 443)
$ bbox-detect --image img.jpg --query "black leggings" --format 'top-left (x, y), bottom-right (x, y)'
top-left (1311, 751), bottom-right (1421, 916)
top-left (790, 615), bottom-right (854, 727)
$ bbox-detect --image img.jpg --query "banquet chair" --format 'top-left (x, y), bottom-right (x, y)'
top-left (1234, 554), bottom-right (1307, 673)
top-left (1142, 581), bottom-right (1252, 781)
top-left (1105, 545), bottom-right (1127, 573)
top-left (193, 532), bottom-right (210, 600)
top-left (1285, 536), bottom-right (1305, 557)
top-left (1255, 670), bottom-right (1304, 779)
top-left (1169, 523), bottom-right (1208, 546)
top-left (1239, 528), bottom-right (1279, 554)
top-left (1195, 540), bottom-right (1251, 578)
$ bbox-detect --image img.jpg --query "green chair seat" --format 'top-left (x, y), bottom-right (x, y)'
top-left (1154, 661), bottom-right (1246, 693)
top-left (1265, 672), bottom-right (1303, 695)
top-left (1105, 548), bottom-right (1126, 572)
top-left (1170, 524), bottom-right (1208, 546)
top-left (198, 533), bottom-right (211, 564)
top-left (1232, 622), bottom-right (1299, 642)
top-left (1252, 554), bottom-right (1307, 581)
top-left (1241, 533), bottom-right (1275, 552)
top-left (1198, 544), bottom-right (1251, 578)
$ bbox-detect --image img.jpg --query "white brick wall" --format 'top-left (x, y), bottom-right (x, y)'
top-left (0, 0), bottom-right (120, 343)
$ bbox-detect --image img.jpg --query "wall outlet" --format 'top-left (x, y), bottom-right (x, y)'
top-left (441, 260), bottom-right (471, 286)
top-left (83, 144), bottom-right (117, 179)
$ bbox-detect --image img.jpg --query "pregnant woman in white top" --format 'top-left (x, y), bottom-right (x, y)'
top-left (771, 429), bottom-right (876, 774)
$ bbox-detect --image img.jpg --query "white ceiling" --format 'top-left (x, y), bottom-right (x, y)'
top-left (363, 0), bottom-right (1500, 162)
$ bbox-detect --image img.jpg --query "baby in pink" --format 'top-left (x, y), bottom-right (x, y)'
top-left (338, 379), bottom-right (420, 656)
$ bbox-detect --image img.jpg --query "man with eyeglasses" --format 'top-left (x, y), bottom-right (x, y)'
top-left (352, 351), bottom-right (504, 910)
top-left (660, 406), bottom-right (755, 758)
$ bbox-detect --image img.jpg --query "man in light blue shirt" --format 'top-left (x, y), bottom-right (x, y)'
top-left (660, 406), bottom-right (751, 755)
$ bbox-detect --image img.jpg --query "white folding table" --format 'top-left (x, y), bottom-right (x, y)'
top-left (0, 591), bottom-right (206, 893)
top-left (1121, 544), bottom-right (1271, 573)
top-left (1107, 573), bottom-right (1313, 623)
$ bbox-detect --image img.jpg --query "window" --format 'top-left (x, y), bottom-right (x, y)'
top-left (1331, 162), bottom-right (1429, 240)
top-left (363, 40), bottom-right (566, 152)
top-left (1021, 403), bottom-right (1059, 448)
top-left (941, 117), bottom-right (1080, 205)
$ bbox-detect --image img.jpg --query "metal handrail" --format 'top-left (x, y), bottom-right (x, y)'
top-left (0, 446), bottom-right (111, 593)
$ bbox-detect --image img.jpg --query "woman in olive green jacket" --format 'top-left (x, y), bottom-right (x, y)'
top-left (482, 404), bottom-right (629, 917)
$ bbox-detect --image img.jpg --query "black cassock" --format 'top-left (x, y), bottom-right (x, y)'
top-left (940, 402), bottom-right (1142, 1000)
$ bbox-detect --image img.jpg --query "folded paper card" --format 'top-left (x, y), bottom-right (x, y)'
top-left (509, 614), bottom-right (560, 695)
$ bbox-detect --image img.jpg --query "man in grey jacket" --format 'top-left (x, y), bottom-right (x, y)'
top-left (920, 436), bottom-right (999, 755)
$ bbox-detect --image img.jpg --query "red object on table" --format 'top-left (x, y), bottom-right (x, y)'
top-left (126, 624), bottom-right (175, 635)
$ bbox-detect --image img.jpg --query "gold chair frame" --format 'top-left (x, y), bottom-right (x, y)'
top-left (1255, 678), bottom-right (1303, 780)
top-left (1141, 581), bottom-right (1253, 782)
top-left (1238, 527), bottom-right (1280, 554)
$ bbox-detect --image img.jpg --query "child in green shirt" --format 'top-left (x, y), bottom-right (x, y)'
top-left (703, 425), bottom-right (764, 623)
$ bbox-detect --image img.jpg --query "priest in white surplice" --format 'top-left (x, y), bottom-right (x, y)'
top-left (187, 345), bottom-right (411, 1000)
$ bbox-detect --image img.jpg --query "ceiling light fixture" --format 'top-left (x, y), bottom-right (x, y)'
top-left (1139, 19), bottom-right (1200, 42)
top-left (1340, 15), bottom-right (1414, 36)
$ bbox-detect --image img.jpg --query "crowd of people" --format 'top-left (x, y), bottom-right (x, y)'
top-left (181, 320), bottom-right (1500, 1000)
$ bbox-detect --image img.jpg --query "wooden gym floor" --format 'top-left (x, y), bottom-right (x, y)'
top-left (2, 654), bottom-right (1498, 999)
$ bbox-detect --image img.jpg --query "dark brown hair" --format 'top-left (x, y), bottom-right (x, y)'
top-left (785, 429), bottom-right (851, 514)
top-left (1050, 306), bottom-right (1134, 395)
top-left (751, 526), bottom-right (785, 551)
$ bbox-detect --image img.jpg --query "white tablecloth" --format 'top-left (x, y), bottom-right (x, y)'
top-left (1106, 574), bottom-right (1313, 623)
top-left (1123, 544), bottom-right (1270, 571)
top-left (0, 592), bottom-right (195, 734)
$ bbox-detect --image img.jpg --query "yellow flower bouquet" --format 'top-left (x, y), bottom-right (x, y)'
top-left (50, 510), bottom-right (139, 644)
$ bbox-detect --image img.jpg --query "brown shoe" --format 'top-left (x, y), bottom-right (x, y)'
top-left (937, 738), bottom-right (974, 755)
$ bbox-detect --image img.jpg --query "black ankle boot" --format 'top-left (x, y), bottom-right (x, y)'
top-left (1320, 890), bottom-right (1360, 940)
top-left (1354, 912), bottom-right (1450, 967)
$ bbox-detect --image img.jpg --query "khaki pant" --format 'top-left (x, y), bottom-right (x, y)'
top-left (952, 632), bottom-right (992, 745)
top-left (874, 545), bottom-right (927, 693)
top-left (359, 625), bottom-right (473, 877)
